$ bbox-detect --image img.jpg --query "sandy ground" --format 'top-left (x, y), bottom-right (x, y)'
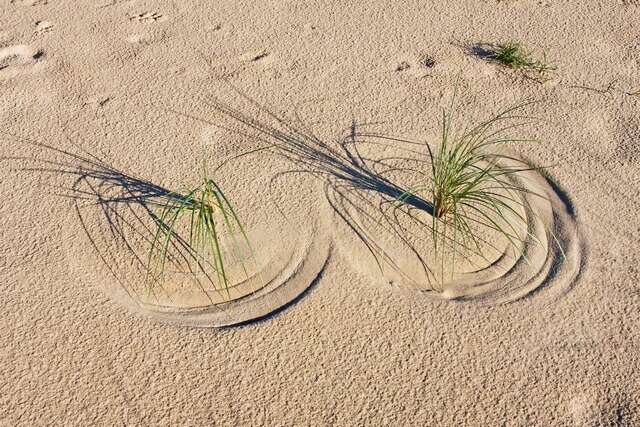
top-left (1, 0), bottom-right (640, 425)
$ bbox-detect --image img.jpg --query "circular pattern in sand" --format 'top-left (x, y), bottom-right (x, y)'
top-left (63, 151), bottom-right (330, 327)
top-left (328, 138), bottom-right (584, 304)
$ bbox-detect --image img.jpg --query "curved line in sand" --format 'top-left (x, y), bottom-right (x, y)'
top-left (67, 183), bottom-right (331, 328)
top-left (116, 225), bottom-right (332, 328)
top-left (329, 158), bottom-right (585, 305)
top-left (438, 165), bottom-right (585, 304)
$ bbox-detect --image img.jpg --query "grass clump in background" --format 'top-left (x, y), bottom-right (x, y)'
top-left (467, 41), bottom-right (556, 81)
top-left (489, 41), bottom-right (556, 77)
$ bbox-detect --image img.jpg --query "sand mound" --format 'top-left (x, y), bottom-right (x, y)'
top-left (69, 200), bottom-right (330, 327)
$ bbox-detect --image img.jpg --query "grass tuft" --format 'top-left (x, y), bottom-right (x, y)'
top-left (397, 88), bottom-right (547, 287)
top-left (146, 165), bottom-right (252, 300)
top-left (488, 41), bottom-right (556, 77)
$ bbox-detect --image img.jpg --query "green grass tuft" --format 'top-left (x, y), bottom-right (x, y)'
top-left (489, 41), bottom-right (556, 76)
top-left (397, 89), bottom-right (546, 287)
top-left (146, 165), bottom-right (252, 300)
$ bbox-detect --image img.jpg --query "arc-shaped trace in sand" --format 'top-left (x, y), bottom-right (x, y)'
top-left (328, 136), bottom-right (585, 304)
top-left (11, 137), bottom-right (331, 327)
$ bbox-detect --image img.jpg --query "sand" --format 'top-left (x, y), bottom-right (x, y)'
top-left (1, 0), bottom-right (640, 425)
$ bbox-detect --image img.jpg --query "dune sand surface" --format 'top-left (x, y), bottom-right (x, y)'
top-left (1, 0), bottom-right (640, 425)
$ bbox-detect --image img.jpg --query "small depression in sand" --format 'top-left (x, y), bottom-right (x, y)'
top-left (328, 136), bottom-right (584, 304)
top-left (60, 146), bottom-right (330, 327)
top-left (0, 45), bottom-right (43, 79)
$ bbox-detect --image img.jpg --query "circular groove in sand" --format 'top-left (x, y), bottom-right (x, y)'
top-left (329, 154), bottom-right (585, 305)
top-left (62, 160), bottom-right (331, 327)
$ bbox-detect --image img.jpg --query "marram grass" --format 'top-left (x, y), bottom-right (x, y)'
top-left (397, 92), bottom-right (547, 287)
top-left (490, 41), bottom-right (556, 76)
top-left (146, 167), bottom-right (252, 300)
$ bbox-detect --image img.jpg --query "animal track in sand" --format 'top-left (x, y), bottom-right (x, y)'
top-left (240, 50), bottom-right (272, 63)
top-left (98, 0), bottom-right (134, 7)
top-left (203, 50), bottom-right (275, 78)
top-left (83, 95), bottom-right (112, 109)
top-left (205, 23), bottom-right (222, 32)
top-left (34, 21), bottom-right (53, 35)
top-left (128, 12), bottom-right (166, 23)
top-left (421, 55), bottom-right (436, 68)
top-left (0, 45), bottom-right (43, 79)
top-left (395, 61), bottom-right (411, 71)
top-left (394, 54), bottom-right (436, 74)
top-left (126, 31), bottom-right (166, 46)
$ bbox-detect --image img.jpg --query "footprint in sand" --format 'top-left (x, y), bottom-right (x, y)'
top-left (34, 21), bottom-right (54, 35)
top-left (394, 54), bottom-right (436, 75)
top-left (0, 45), bottom-right (43, 79)
top-left (128, 11), bottom-right (167, 23)
top-left (239, 50), bottom-right (273, 64)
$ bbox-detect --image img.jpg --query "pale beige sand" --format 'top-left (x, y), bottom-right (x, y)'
top-left (2, 0), bottom-right (640, 425)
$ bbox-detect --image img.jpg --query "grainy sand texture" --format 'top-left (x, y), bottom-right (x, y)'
top-left (1, 0), bottom-right (640, 425)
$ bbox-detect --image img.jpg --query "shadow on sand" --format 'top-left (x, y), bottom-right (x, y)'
top-left (167, 88), bottom-right (445, 287)
top-left (3, 85), bottom-right (586, 320)
top-left (2, 134), bottom-right (233, 305)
